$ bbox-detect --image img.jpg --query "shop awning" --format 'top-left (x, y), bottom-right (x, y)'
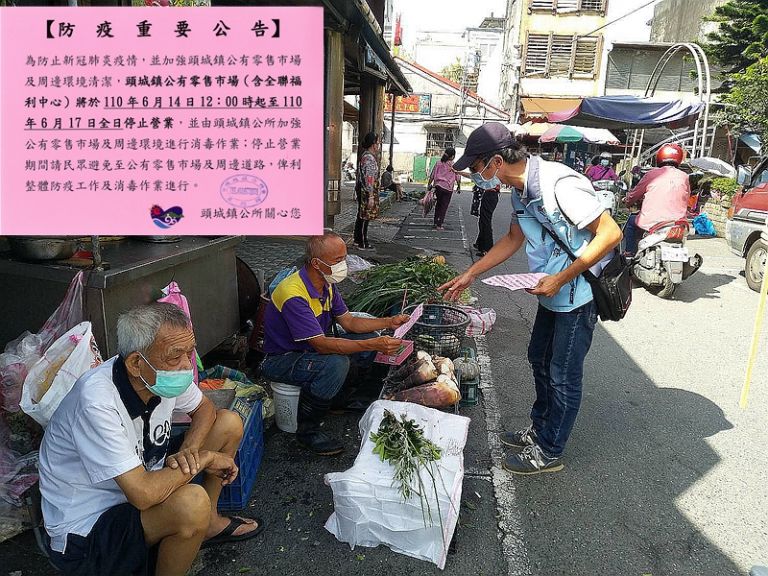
top-left (322, 0), bottom-right (411, 95)
top-left (521, 97), bottom-right (582, 119)
top-left (548, 95), bottom-right (704, 129)
top-left (343, 101), bottom-right (359, 123)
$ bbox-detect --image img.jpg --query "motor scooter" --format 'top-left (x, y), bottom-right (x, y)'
top-left (591, 179), bottom-right (628, 215)
top-left (628, 218), bottom-right (702, 299)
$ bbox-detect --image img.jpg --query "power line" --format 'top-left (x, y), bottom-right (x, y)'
top-left (579, 0), bottom-right (663, 38)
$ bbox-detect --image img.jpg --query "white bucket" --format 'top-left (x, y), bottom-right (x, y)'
top-left (271, 382), bottom-right (301, 433)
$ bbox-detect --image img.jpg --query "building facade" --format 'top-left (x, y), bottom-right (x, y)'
top-left (499, 0), bottom-right (658, 121)
top-left (403, 15), bottom-right (505, 108)
top-left (342, 57), bottom-right (509, 180)
top-left (650, 0), bottom-right (727, 44)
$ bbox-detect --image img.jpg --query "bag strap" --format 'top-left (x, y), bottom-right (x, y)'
top-left (535, 191), bottom-right (600, 283)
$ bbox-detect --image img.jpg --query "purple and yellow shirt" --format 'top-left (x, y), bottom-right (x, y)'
top-left (262, 267), bottom-right (349, 354)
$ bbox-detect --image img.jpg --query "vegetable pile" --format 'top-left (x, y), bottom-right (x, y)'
top-left (370, 410), bottom-right (444, 527)
top-left (346, 257), bottom-right (458, 317)
top-left (382, 351), bottom-right (460, 407)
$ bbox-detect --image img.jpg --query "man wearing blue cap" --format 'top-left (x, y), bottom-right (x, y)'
top-left (440, 122), bottom-right (622, 475)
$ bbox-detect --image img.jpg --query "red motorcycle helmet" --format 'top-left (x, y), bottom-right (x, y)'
top-left (656, 144), bottom-right (685, 167)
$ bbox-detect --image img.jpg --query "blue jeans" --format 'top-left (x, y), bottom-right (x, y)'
top-left (623, 213), bottom-right (645, 255)
top-left (528, 301), bottom-right (597, 458)
top-left (261, 332), bottom-right (377, 400)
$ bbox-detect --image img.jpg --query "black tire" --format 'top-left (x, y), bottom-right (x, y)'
top-left (647, 271), bottom-right (677, 299)
top-left (745, 239), bottom-right (768, 292)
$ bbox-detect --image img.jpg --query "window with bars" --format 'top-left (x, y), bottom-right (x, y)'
top-left (524, 33), bottom-right (601, 78)
top-left (528, 0), bottom-right (607, 13)
top-left (426, 130), bottom-right (454, 155)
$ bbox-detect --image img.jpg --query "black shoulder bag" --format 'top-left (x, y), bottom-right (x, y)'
top-left (540, 219), bottom-right (632, 322)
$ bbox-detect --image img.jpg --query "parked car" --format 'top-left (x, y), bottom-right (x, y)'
top-left (726, 157), bottom-right (768, 291)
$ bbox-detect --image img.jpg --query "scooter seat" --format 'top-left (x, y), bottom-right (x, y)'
top-left (647, 219), bottom-right (689, 234)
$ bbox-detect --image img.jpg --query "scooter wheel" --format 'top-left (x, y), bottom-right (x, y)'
top-left (647, 272), bottom-right (676, 299)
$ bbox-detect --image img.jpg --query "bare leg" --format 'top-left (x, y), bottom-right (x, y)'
top-left (141, 484), bottom-right (210, 576)
top-left (200, 409), bottom-right (260, 538)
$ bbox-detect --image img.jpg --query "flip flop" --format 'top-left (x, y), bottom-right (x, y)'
top-left (201, 516), bottom-right (264, 549)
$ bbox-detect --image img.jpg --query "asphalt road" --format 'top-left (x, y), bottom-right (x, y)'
top-left (459, 189), bottom-right (768, 576)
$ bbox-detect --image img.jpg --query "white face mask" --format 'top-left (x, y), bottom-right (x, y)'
top-left (316, 258), bottom-right (348, 284)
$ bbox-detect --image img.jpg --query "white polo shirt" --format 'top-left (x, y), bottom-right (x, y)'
top-left (39, 356), bottom-right (202, 553)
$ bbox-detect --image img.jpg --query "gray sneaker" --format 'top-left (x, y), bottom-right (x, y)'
top-left (500, 425), bottom-right (538, 449)
top-left (503, 444), bottom-right (564, 475)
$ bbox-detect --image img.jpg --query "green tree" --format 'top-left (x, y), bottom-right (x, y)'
top-left (440, 58), bottom-right (464, 84)
top-left (717, 56), bottom-right (768, 143)
top-left (705, 0), bottom-right (768, 74)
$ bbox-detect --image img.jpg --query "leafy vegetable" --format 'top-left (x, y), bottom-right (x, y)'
top-left (370, 411), bottom-right (444, 530)
top-left (346, 257), bottom-right (458, 317)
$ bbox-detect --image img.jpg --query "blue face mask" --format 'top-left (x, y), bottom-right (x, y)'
top-left (470, 157), bottom-right (502, 190)
top-left (138, 353), bottom-right (193, 398)
top-left (600, 159), bottom-right (610, 167)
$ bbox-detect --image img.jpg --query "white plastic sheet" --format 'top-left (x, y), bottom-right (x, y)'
top-left (324, 400), bottom-right (469, 569)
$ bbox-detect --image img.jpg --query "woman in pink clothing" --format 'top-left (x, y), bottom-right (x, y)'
top-left (427, 148), bottom-right (461, 230)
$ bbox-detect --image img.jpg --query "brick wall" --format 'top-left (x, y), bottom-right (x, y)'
top-left (699, 197), bottom-right (731, 237)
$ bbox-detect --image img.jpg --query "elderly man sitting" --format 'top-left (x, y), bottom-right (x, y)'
top-left (39, 303), bottom-right (263, 576)
top-left (261, 231), bottom-right (408, 456)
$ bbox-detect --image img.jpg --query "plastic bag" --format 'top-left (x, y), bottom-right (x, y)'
top-left (693, 213), bottom-right (716, 236)
top-left (20, 322), bottom-right (102, 427)
top-left (268, 266), bottom-right (297, 295)
top-left (419, 187), bottom-right (437, 217)
top-left (346, 255), bottom-right (374, 284)
top-left (458, 306), bottom-right (497, 336)
top-left (325, 400), bottom-right (469, 570)
top-left (157, 281), bottom-right (201, 382)
top-left (0, 271), bottom-right (84, 413)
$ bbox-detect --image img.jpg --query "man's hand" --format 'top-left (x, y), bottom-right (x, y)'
top-left (526, 274), bottom-right (565, 298)
top-left (166, 446), bottom-right (201, 476)
top-left (438, 271), bottom-right (476, 302)
top-left (204, 451), bottom-right (239, 486)
top-left (387, 314), bottom-right (410, 330)
top-left (373, 336), bottom-right (403, 355)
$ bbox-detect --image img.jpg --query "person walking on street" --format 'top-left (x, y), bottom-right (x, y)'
top-left (354, 132), bottom-right (380, 250)
top-left (439, 122), bottom-right (622, 475)
top-left (474, 183), bottom-right (500, 257)
top-left (427, 147), bottom-right (461, 230)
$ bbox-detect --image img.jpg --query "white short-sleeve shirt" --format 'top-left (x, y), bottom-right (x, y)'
top-left (39, 356), bottom-right (202, 553)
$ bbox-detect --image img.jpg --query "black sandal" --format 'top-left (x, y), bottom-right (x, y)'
top-left (200, 516), bottom-right (264, 549)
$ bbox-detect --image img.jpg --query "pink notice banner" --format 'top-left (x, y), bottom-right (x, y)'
top-left (0, 7), bottom-right (324, 235)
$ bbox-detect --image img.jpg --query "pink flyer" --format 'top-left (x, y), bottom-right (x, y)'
top-left (0, 7), bottom-right (324, 235)
top-left (482, 273), bottom-right (547, 291)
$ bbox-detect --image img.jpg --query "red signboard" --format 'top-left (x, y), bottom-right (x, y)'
top-left (385, 93), bottom-right (432, 115)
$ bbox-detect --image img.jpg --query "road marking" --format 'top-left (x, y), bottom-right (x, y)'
top-left (475, 334), bottom-right (532, 576)
top-left (458, 205), bottom-right (531, 576)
